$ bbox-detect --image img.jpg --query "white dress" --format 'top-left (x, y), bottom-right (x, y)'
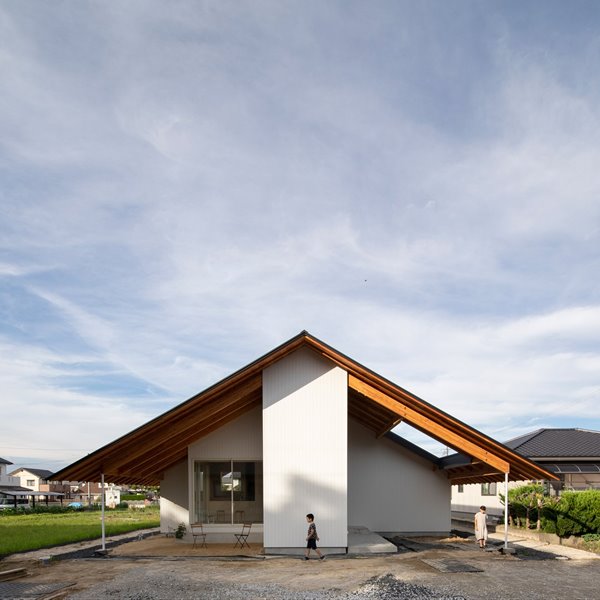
top-left (474, 511), bottom-right (488, 541)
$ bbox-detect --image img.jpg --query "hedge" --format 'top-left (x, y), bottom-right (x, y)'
top-left (540, 490), bottom-right (600, 537)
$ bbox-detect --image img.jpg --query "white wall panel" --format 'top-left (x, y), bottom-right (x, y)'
top-left (160, 459), bottom-right (189, 533)
top-left (348, 419), bottom-right (450, 535)
top-left (188, 406), bottom-right (262, 460)
top-left (263, 347), bottom-right (347, 550)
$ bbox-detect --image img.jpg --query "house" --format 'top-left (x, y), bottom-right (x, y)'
top-left (450, 428), bottom-right (600, 518)
top-left (9, 466), bottom-right (122, 506)
top-left (67, 481), bottom-right (121, 507)
top-left (53, 331), bottom-right (554, 553)
top-left (10, 467), bottom-right (55, 491)
top-left (0, 458), bottom-right (34, 508)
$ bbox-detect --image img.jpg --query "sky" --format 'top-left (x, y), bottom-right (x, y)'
top-left (1, 1), bottom-right (600, 475)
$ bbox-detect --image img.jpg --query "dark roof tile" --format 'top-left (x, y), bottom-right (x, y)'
top-left (504, 429), bottom-right (600, 458)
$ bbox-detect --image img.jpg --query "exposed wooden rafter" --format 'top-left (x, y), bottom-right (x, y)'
top-left (52, 331), bottom-right (556, 486)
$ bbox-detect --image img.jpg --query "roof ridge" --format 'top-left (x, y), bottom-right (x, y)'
top-left (504, 428), bottom-right (545, 446)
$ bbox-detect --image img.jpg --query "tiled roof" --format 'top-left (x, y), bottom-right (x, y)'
top-left (504, 429), bottom-right (600, 458)
top-left (13, 468), bottom-right (54, 479)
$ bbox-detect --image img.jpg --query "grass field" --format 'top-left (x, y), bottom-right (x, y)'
top-left (0, 507), bottom-right (160, 557)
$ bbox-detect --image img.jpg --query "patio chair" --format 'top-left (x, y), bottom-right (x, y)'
top-left (233, 523), bottom-right (252, 549)
top-left (192, 523), bottom-right (207, 548)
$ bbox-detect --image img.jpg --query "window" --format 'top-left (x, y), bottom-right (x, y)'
top-left (193, 460), bottom-right (263, 525)
top-left (481, 482), bottom-right (497, 496)
top-left (457, 485), bottom-right (464, 493)
top-left (26, 480), bottom-right (35, 487)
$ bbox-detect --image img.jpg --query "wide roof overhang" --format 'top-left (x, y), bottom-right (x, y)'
top-left (52, 331), bottom-right (556, 486)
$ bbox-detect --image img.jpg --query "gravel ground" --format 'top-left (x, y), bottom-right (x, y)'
top-left (68, 569), bottom-right (467, 600)
top-left (4, 533), bottom-right (600, 600)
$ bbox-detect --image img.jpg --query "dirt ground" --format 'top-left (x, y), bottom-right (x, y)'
top-left (2, 535), bottom-right (600, 599)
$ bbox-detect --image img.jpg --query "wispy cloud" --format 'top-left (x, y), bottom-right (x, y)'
top-left (1, 1), bottom-right (599, 469)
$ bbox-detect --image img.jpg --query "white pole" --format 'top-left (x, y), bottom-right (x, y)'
top-left (101, 473), bottom-right (106, 552)
top-left (504, 472), bottom-right (509, 550)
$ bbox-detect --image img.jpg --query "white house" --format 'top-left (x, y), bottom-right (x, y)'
top-left (9, 468), bottom-right (54, 491)
top-left (0, 458), bottom-right (32, 508)
top-left (0, 458), bottom-right (20, 488)
top-left (53, 332), bottom-right (554, 553)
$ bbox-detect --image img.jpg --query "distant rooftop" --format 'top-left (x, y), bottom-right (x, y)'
top-left (504, 428), bottom-right (600, 459)
top-left (11, 467), bottom-right (54, 479)
top-left (0, 458), bottom-right (13, 465)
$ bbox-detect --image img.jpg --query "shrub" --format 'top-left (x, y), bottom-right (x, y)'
top-left (541, 490), bottom-right (600, 537)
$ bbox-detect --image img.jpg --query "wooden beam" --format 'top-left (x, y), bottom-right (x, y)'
top-left (349, 375), bottom-right (510, 473)
top-left (101, 376), bottom-right (262, 473)
top-left (377, 417), bottom-right (402, 439)
top-left (117, 392), bottom-right (261, 479)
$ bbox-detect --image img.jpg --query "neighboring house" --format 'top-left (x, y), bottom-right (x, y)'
top-left (10, 468), bottom-right (55, 491)
top-left (53, 331), bottom-right (553, 554)
top-left (4, 465), bottom-right (120, 507)
top-left (450, 428), bottom-right (600, 518)
top-left (0, 458), bottom-right (20, 488)
top-left (0, 458), bottom-right (33, 508)
top-left (68, 481), bottom-right (121, 507)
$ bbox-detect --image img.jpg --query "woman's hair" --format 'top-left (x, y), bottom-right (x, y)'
top-left (480, 505), bottom-right (486, 511)
top-left (306, 513), bottom-right (314, 520)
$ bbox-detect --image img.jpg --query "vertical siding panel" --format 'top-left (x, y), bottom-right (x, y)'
top-left (188, 406), bottom-right (262, 460)
top-left (347, 419), bottom-right (450, 534)
top-left (263, 347), bottom-right (347, 550)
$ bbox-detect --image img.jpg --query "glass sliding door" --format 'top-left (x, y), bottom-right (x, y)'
top-left (193, 460), bottom-right (263, 524)
top-left (232, 461), bottom-right (263, 523)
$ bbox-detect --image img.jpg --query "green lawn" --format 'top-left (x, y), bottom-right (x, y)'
top-left (0, 507), bottom-right (160, 557)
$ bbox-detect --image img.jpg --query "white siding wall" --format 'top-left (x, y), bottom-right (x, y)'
top-left (348, 419), bottom-right (451, 535)
top-left (263, 347), bottom-right (347, 551)
top-left (188, 406), bottom-right (262, 460)
top-left (452, 482), bottom-right (505, 517)
top-left (160, 460), bottom-right (189, 533)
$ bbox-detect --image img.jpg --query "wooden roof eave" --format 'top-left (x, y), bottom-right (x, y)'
top-left (51, 331), bottom-right (557, 486)
top-left (302, 334), bottom-right (557, 482)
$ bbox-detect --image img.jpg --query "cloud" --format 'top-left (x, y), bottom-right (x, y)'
top-left (0, 1), bottom-right (599, 469)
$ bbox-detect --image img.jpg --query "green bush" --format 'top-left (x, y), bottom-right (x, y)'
top-left (0, 505), bottom-right (91, 517)
top-left (503, 484), bottom-right (545, 529)
top-left (121, 494), bottom-right (145, 501)
top-left (540, 490), bottom-right (600, 537)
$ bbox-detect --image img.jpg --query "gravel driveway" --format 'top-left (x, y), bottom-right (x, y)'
top-left (3, 533), bottom-right (599, 600)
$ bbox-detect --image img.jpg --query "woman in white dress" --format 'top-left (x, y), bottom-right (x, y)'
top-left (474, 505), bottom-right (488, 549)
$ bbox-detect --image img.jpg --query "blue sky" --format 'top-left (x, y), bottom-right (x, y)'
top-left (1, 1), bottom-right (599, 473)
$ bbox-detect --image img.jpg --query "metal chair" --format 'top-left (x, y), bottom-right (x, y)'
top-left (233, 523), bottom-right (252, 549)
top-left (192, 523), bottom-right (207, 548)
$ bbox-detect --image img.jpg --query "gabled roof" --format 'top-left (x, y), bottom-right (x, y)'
top-left (0, 458), bottom-right (13, 465)
top-left (10, 468), bottom-right (54, 479)
top-left (52, 331), bottom-right (555, 486)
top-left (504, 428), bottom-right (600, 459)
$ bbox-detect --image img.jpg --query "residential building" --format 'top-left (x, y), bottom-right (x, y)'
top-left (53, 332), bottom-right (554, 553)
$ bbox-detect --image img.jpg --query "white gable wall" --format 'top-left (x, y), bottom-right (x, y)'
top-left (160, 459), bottom-right (188, 534)
top-left (188, 405), bottom-right (262, 460)
top-left (348, 419), bottom-right (451, 535)
top-left (263, 347), bottom-right (348, 552)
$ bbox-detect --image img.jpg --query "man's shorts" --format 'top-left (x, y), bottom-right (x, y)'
top-left (306, 538), bottom-right (317, 549)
